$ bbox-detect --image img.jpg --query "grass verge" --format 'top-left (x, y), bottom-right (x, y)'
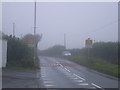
top-left (67, 56), bottom-right (119, 78)
top-left (4, 58), bottom-right (40, 71)
top-left (3, 65), bottom-right (39, 71)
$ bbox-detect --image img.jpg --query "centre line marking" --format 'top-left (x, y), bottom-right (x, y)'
top-left (74, 80), bottom-right (83, 82)
top-left (91, 83), bottom-right (103, 89)
top-left (44, 84), bottom-right (55, 87)
top-left (64, 68), bottom-right (70, 72)
top-left (78, 83), bottom-right (89, 86)
top-left (43, 81), bottom-right (54, 84)
top-left (60, 64), bottom-right (63, 67)
top-left (41, 76), bottom-right (46, 77)
top-left (73, 74), bottom-right (85, 81)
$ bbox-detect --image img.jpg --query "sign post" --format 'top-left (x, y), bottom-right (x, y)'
top-left (85, 38), bottom-right (92, 66)
top-left (26, 37), bottom-right (34, 47)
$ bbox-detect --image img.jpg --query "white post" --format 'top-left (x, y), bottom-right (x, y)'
top-left (2, 40), bottom-right (7, 67)
top-left (0, 40), bottom-right (2, 68)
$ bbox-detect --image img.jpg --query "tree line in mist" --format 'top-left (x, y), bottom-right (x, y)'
top-left (39, 42), bottom-right (119, 65)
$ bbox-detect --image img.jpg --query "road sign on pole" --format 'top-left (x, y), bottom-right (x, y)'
top-left (85, 38), bottom-right (92, 67)
top-left (26, 37), bottom-right (34, 47)
top-left (85, 38), bottom-right (92, 48)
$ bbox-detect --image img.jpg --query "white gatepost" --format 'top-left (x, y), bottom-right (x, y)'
top-left (1, 40), bottom-right (7, 68)
top-left (0, 39), bottom-right (1, 90)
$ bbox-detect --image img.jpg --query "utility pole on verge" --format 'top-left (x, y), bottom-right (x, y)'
top-left (13, 22), bottom-right (15, 37)
top-left (33, 0), bottom-right (37, 65)
top-left (64, 33), bottom-right (66, 50)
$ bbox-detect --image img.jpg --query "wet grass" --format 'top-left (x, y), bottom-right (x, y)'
top-left (67, 56), bottom-right (119, 78)
top-left (3, 65), bottom-right (39, 71)
top-left (4, 58), bottom-right (40, 71)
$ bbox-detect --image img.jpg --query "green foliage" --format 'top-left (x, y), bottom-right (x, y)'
top-left (91, 42), bottom-right (118, 64)
top-left (39, 45), bottom-right (65, 57)
top-left (4, 35), bottom-right (38, 68)
top-left (68, 56), bottom-right (119, 77)
top-left (67, 42), bottom-right (119, 77)
top-left (70, 42), bottom-right (118, 64)
top-left (22, 33), bottom-right (42, 48)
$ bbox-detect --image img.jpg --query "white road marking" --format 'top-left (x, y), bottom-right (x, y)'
top-left (91, 83), bottom-right (102, 89)
top-left (73, 74), bottom-right (85, 81)
top-left (59, 64), bottom-right (63, 67)
top-left (41, 76), bottom-right (46, 77)
top-left (74, 77), bottom-right (78, 79)
top-left (44, 84), bottom-right (55, 87)
top-left (56, 63), bottom-right (59, 66)
top-left (43, 81), bottom-right (54, 84)
top-left (78, 83), bottom-right (89, 85)
top-left (74, 80), bottom-right (83, 82)
top-left (64, 68), bottom-right (71, 72)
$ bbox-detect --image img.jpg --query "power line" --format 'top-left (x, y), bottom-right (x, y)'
top-left (78, 19), bottom-right (118, 38)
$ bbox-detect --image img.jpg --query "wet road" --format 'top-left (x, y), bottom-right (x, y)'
top-left (39, 56), bottom-right (119, 89)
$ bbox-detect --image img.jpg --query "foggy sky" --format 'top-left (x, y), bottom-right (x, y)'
top-left (2, 2), bottom-right (118, 50)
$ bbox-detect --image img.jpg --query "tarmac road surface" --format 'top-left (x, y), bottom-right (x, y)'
top-left (39, 56), bottom-right (119, 89)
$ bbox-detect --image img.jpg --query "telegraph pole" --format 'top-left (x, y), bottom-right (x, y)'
top-left (13, 22), bottom-right (15, 37)
top-left (64, 33), bottom-right (66, 50)
top-left (33, 0), bottom-right (37, 65)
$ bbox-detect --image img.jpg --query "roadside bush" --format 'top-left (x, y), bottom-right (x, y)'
top-left (91, 42), bottom-right (118, 64)
top-left (70, 42), bottom-right (118, 64)
top-left (3, 35), bottom-right (36, 68)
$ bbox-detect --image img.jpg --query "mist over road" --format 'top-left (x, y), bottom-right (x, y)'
top-left (39, 56), bottom-right (119, 89)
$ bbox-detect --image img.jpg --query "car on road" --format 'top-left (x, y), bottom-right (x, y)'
top-left (62, 51), bottom-right (71, 56)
